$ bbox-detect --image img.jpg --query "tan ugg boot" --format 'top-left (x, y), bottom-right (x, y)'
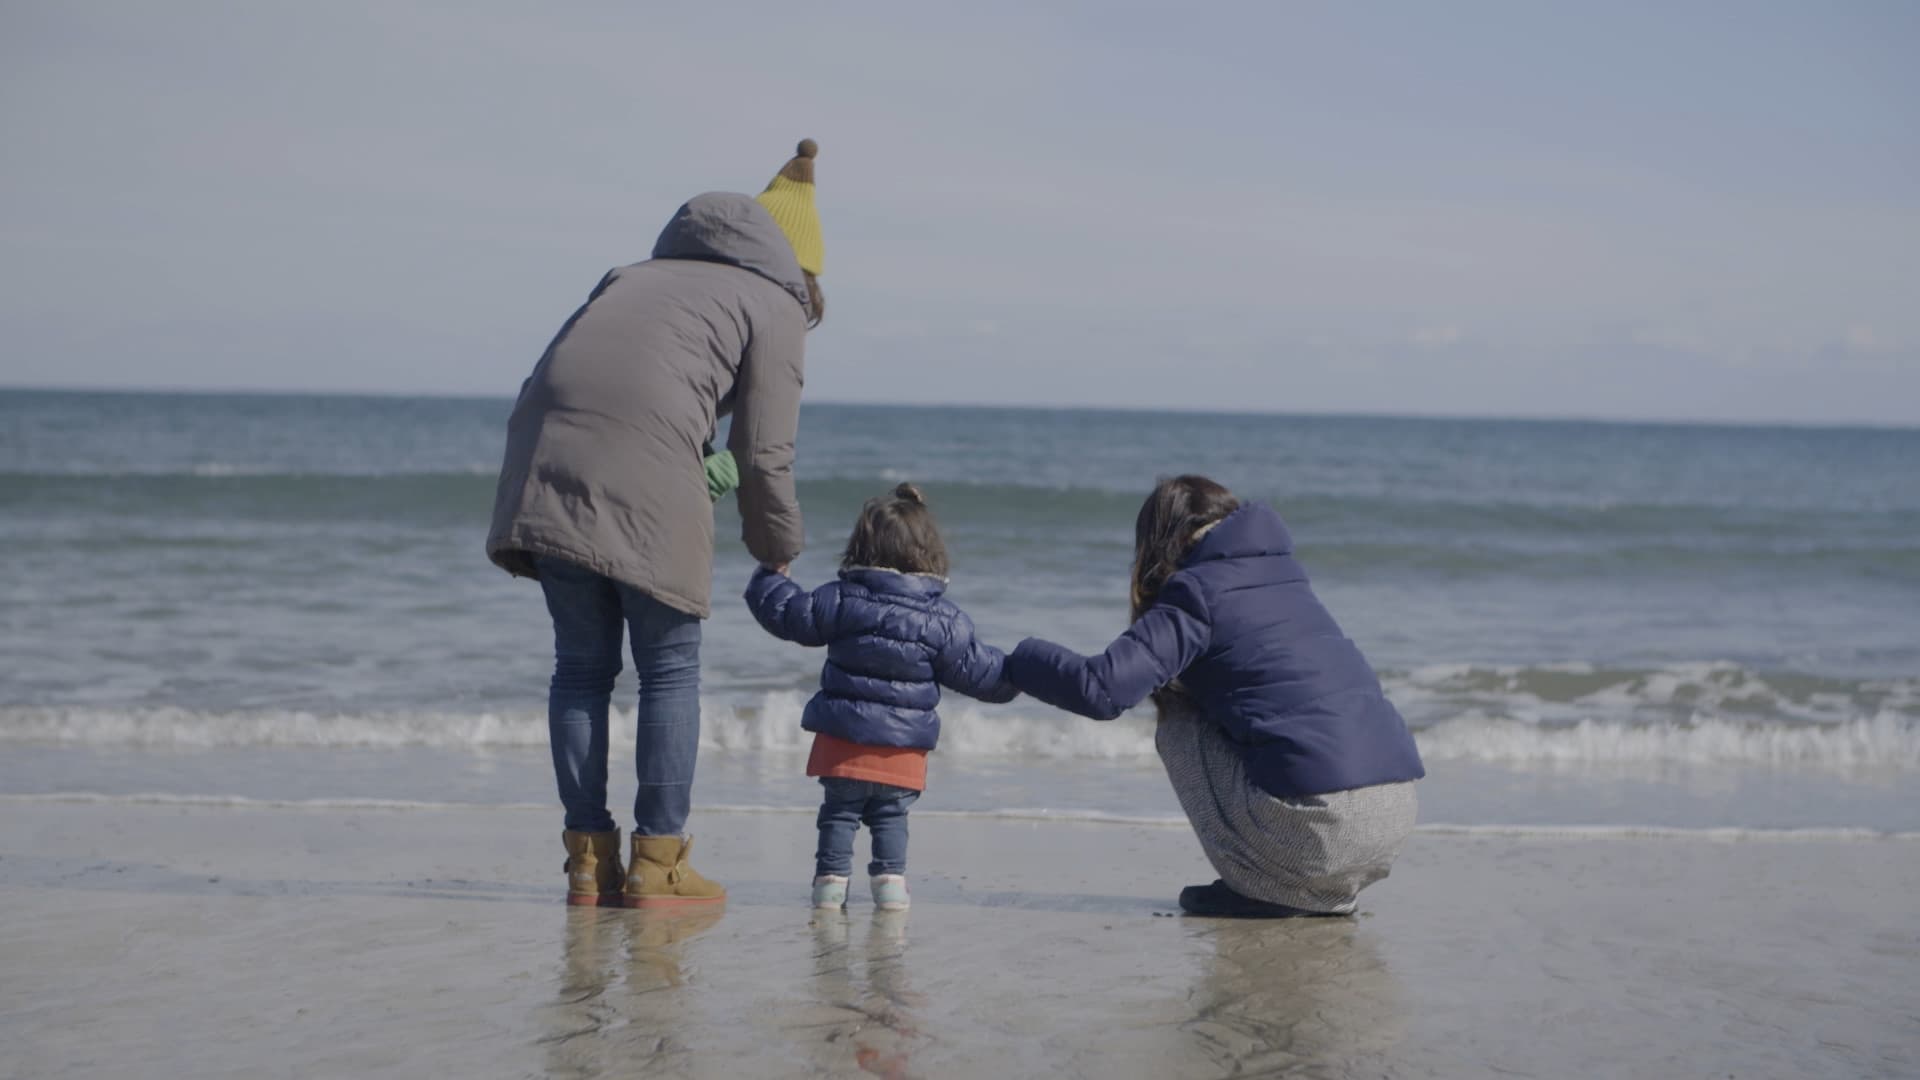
top-left (562, 829), bottom-right (625, 907)
top-left (624, 834), bottom-right (726, 908)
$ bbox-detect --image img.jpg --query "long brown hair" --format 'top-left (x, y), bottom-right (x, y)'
top-left (803, 271), bottom-right (825, 329)
top-left (842, 482), bottom-right (948, 577)
top-left (1130, 475), bottom-right (1240, 620)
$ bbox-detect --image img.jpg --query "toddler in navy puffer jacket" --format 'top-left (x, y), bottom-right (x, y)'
top-left (746, 483), bottom-right (1017, 911)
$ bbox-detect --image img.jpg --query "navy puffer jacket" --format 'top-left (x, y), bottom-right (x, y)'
top-left (746, 566), bottom-right (1017, 749)
top-left (1006, 503), bottom-right (1424, 798)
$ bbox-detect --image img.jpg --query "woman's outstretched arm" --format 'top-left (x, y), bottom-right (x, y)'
top-left (932, 609), bottom-right (1019, 704)
top-left (1005, 577), bottom-right (1210, 721)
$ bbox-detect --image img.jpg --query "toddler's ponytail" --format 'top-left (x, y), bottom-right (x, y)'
top-left (842, 482), bottom-right (949, 577)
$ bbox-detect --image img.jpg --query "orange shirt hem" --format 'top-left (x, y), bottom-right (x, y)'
top-left (806, 733), bottom-right (928, 792)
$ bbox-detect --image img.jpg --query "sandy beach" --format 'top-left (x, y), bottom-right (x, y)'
top-left (2, 799), bottom-right (1914, 1079)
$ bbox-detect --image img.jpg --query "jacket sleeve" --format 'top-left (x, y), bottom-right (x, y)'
top-left (1005, 577), bottom-right (1211, 721)
top-left (744, 566), bottom-right (838, 647)
top-left (727, 303), bottom-right (807, 566)
top-left (931, 609), bottom-right (1020, 704)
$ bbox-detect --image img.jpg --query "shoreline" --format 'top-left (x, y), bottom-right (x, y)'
top-left (5, 790), bottom-right (1920, 842)
top-left (4, 800), bottom-right (1915, 1078)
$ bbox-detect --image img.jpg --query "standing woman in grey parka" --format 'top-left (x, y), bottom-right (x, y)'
top-left (487, 141), bottom-right (826, 907)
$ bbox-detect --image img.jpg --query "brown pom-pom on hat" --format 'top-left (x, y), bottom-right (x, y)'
top-left (777, 139), bottom-right (818, 182)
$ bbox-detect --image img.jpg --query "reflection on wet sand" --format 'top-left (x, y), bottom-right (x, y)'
top-left (790, 911), bottom-right (921, 1078)
top-left (529, 899), bottom-right (1401, 1077)
top-left (8, 804), bottom-right (1911, 1078)
top-left (1179, 917), bottom-right (1406, 1075)
top-left (539, 906), bottom-right (726, 1079)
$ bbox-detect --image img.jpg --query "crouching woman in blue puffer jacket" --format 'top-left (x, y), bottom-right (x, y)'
top-left (1006, 475), bottom-right (1425, 917)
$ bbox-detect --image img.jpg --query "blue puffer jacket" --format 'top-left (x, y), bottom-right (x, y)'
top-left (1006, 503), bottom-right (1425, 798)
top-left (746, 566), bottom-right (1017, 750)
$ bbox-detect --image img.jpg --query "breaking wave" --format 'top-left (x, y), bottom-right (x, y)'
top-left (3, 660), bottom-right (1917, 773)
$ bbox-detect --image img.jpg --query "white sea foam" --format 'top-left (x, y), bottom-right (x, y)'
top-left (3, 792), bottom-right (1914, 841)
top-left (1413, 713), bottom-right (1920, 770)
top-left (0, 705), bottom-right (554, 749)
top-left (1383, 660), bottom-right (1920, 728)
top-left (0, 792), bottom-right (554, 812)
top-left (188, 462), bottom-right (276, 477)
top-left (3, 694), bottom-right (1917, 773)
top-left (0, 695), bottom-right (1167, 759)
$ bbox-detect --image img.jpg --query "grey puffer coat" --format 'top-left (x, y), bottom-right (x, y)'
top-left (487, 193), bottom-right (810, 617)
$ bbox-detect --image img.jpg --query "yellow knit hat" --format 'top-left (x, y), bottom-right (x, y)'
top-left (755, 139), bottom-right (823, 276)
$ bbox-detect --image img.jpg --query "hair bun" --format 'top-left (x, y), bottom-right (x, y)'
top-left (892, 482), bottom-right (925, 505)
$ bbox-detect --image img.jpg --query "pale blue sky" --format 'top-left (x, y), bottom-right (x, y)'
top-left (2, 2), bottom-right (1916, 423)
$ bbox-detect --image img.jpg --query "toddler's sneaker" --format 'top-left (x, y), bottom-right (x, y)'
top-left (811, 874), bottom-right (849, 909)
top-left (870, 874), bottom-right (910, 911)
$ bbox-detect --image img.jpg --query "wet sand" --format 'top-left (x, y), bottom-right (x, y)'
top-left (2, 801), bottom-right (1916, 1078)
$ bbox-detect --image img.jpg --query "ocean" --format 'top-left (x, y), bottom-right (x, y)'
top-left (3, 389), bottom-right (1916, 832)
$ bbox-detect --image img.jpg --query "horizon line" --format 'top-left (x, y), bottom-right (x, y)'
top-left (2, 382), bottom-right (1916, 433)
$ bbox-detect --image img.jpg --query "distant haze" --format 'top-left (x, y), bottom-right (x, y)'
top-left (2, 2), bottom-right (1916, 424)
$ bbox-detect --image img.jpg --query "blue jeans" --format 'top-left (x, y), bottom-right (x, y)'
top-left (815, 777), bottom-right (920, 878)
top-left (536, 555), bottom-right (701, 836)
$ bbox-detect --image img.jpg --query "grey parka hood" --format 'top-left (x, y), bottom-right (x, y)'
top-left (653, 192), bottom-right (811, 309)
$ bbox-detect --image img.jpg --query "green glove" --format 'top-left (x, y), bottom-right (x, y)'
top-left (703, 448), bottom-right (740, 502)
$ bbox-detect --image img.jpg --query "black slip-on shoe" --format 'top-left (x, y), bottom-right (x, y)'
top-left (1176, 879), bottom-right (1336, 919)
